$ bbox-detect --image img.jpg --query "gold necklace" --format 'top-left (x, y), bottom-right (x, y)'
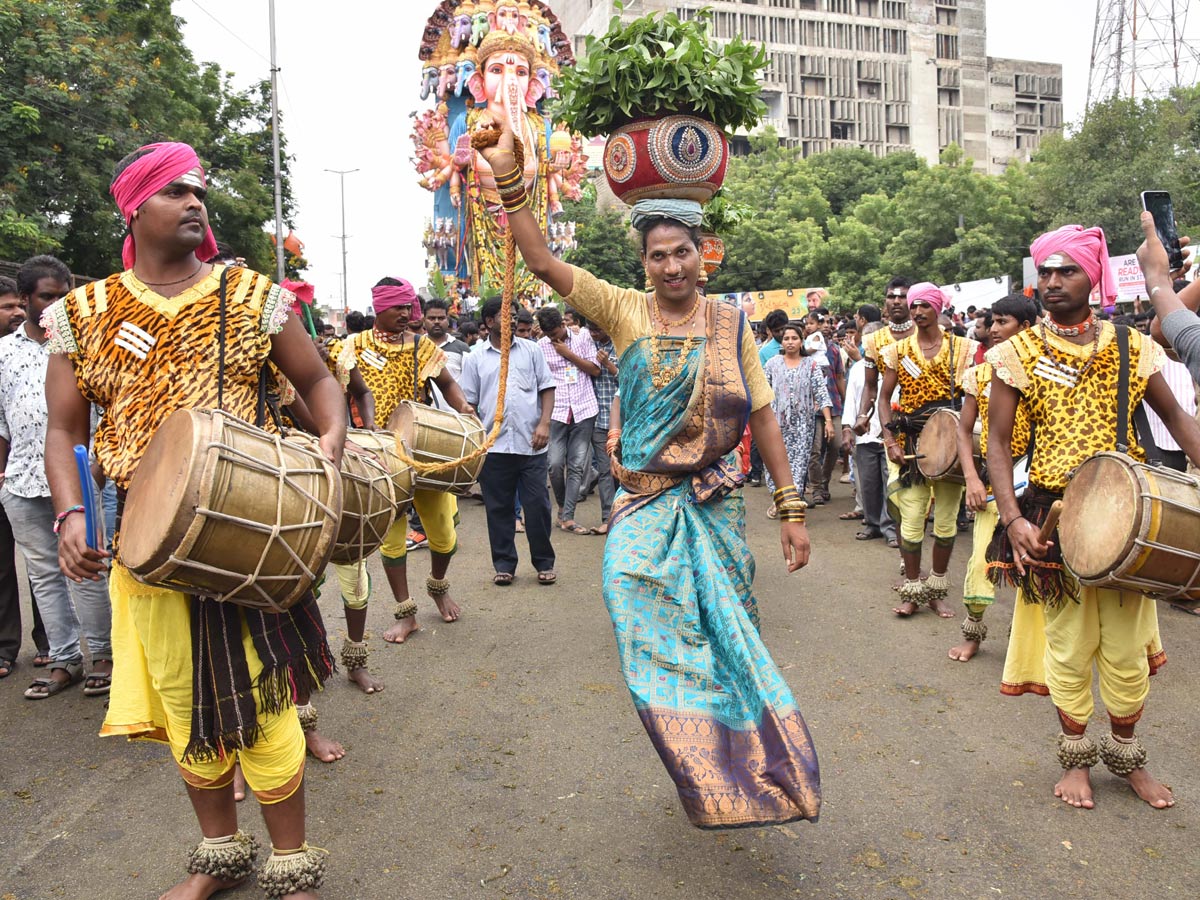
top-left (648, 294), bottom-right (701, 391)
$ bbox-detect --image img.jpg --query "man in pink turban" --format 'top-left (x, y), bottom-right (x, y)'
top-left (877, 280), bottom-right (979, 620)
top-left (109, 142), bottom-right (219, 271)
top-left (984, 222), bottom-right (1200, 812)
top-left (325, 275), bottom-right (477, 650)
top-left (41, 140), bottom-right (348, 896)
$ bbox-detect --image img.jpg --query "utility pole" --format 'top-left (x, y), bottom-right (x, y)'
top-left (325, 168), bottom-right (359, 315)
top-left (268, 0), bottom-right (285, 282)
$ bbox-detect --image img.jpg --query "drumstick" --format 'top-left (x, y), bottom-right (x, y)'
top-left (73, 445), bottom-right (100, 551)
top-left (902, 454), bottom-right (926, 461)
top-left (1037, 500), bottom-right (1063, 543)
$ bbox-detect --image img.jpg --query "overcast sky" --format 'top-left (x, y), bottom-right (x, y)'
top-left (175, 0), bottom-right (1187, 312)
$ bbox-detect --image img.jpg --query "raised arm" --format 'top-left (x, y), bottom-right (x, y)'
top-left (475, 113), bottom-right (574, 298)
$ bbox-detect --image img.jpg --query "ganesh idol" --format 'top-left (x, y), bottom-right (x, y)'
top-left (447, 29), bottom-right (552, 293)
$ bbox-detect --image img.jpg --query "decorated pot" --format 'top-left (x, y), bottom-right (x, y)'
top-left (603, 114), bottom-right (729, 205)
top-left (700, 230), bottom-right (725, 275)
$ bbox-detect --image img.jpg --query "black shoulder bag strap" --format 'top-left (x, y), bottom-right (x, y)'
top-left (1115, 324), bottom-right (1162, 464)
top-left (216, 267), bottom-right (229, 413)
top-left (411, 332), bottom-right (423, 404)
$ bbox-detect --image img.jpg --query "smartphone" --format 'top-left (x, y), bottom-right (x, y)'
top-left (1141, 190), bottom-right (1185, 270)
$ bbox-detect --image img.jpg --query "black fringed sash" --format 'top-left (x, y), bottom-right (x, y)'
top-left (185, 592), bottom-right (335, 764)
top-left (984, 486), bottom-right (1080, 608)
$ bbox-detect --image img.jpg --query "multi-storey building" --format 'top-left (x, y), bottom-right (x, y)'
top-left (554, 0), bottom-right (1062, 174)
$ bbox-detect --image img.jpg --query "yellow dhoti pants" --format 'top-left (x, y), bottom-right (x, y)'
top-left (962, 501), bottom-right (998, 613)
top-left (101, 564), bottom-right (306, 804)
top-left (1000, 585), bottom-right (1166, 728)
top-left (380, 489), bottom-right (459, 564)
top-left (889, 475), bottom-right (963, 553)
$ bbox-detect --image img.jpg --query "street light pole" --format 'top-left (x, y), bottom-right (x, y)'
top-left (268, 0), bottom-right (285, 282)
top-left (325, 168), bottom-right (359, 315)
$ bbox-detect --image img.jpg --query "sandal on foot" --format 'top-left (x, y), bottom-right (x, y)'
top-left (855, 530), bottom-right (883, 541)
top-left (83, 664), bottom-right (113, 696)
top-left (24, 662), bottom-right (83, 700)
top-left (592, 522), bottom-right (609, 535)
top-left (32, 652), bottom-right (51, 667)
top-left (537, 570), bottom-right (557, 585)
top-left (493, 572), bottom-right (514, 586)
top-left (0, 657), bottom-right (14, 679)
top-left (560, 521), bottom-right (591, 535)
top-left (839, 511), bottom-right (864, 520)
top-left (766, 504), bottom-right (778, 520)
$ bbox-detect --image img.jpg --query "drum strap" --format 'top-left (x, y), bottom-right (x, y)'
top-left (1114, 325), bottom-right (1162, 464)
top-left (216, 267), bottom-right (229, 412)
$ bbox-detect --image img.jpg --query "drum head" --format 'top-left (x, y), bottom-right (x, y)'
top-left (1059, 453), bottom-right (1140, 580)
top-left (388, 403), bottom-right (415, 445)
top-left (120, 409), bottom-right (204, 572)
top-left (916, 408), bottom-right (960, 480)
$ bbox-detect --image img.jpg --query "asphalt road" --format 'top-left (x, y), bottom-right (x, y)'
top-left (2, 479), bottom-right (1197, 899)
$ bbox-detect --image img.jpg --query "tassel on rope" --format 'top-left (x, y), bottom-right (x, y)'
top-left (392, 132), bottom-right (523, 477)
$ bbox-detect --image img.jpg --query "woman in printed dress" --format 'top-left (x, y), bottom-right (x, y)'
top-left (763, 323), bottom-right (833, 518)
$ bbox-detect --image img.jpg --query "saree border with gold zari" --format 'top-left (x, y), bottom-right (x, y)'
top-left (603, 301), bottom-right (822, 829)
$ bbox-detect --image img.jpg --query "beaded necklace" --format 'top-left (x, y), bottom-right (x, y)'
top-left (648, 293), bottom-right (701, 391)
top-left (1044, 311), bottom-right (1095, 338)
top-left (372, 326), bottom-right (405, 345)
top-left (1037, 321), bottom-right (1100, 387)
top-left (889, 319), bottom-right (914, 334)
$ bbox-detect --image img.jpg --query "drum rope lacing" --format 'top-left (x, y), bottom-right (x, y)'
top-left (389, 132), bottom-right (523, 477)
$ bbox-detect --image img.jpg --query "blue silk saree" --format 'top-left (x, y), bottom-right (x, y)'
top-left (605, 301), bottom-right (821, 829)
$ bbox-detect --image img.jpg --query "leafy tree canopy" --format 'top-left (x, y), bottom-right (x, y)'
top-left (0, 0), bottom-right (295, 278)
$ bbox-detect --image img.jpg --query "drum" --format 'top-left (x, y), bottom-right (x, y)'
top-left (387, 401), bottom-right (486, 495)
top-left (916, 408), bottom-right (981, 484)
top-left (1059, 451), bottom-right (1200, 608)
top-left (327, 442), bottom-right (396, 565)
top-left (120, 409), bottom-right (342, 613)
top-left (344, 428), bottom-right (414, 514)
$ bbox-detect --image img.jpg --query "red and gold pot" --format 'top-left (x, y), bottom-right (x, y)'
top-left (603, 115), bottom-right (729, 205)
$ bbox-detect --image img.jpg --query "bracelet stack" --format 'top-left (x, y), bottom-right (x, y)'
top-left (494, 166), bottom-right (527, 214)
top-left (53, 505), bottom-right (85, 535)
top-left (772, 485), bottom-right (807, 524)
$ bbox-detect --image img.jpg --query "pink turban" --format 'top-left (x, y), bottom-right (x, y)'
top-left (1030, 224), bottom-right (1115, 306)
top-left (906, 282), bottom-right (950, 316)
top-left (110, 142), bottom-right (218, 270)
top-left (372, 279), bottom-right (422, 317)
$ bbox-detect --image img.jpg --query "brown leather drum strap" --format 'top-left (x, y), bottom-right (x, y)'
top-left (217, 267), bottom-right (229, 413)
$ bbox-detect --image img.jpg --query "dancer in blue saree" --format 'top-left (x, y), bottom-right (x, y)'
top-left (477, 120), bottom-right (821, 828)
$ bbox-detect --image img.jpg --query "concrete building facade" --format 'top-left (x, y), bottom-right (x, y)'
top-left (553, 0), bottom-right (1062, 174)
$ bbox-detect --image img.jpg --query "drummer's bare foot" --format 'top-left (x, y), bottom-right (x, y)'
top-left (348, 667), bottom-right (384, 694)
top-left (159, 872), bottom-right (247, 899)
top-left (383, 616), bottom-right (419, 644)
top-left (1125, 768), bottom-right (1175, 808)
top-left (927, 596), bottom-right (957, 618)
top-left (948, 639), bottom-right (980, 661)
top-left (1054, 768), bottom-right (1094, 809)
top-left (304, 728), bottom-right (345, 763)
top-left (431, 590), bottom-right (460, 623)
top-left (233, 764), bottom-right (246, 802)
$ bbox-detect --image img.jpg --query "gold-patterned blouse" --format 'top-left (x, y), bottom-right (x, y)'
top-left (962, 361), bottom-right (1030, 460)
top-left (42, 266), bottom-right (292, 489)
top-left (986, 322), bottom-right (1164, 492)
top-left (328, 330), bottom-right (445, 426)
top-left (879, 329), bottom-right (978, 415)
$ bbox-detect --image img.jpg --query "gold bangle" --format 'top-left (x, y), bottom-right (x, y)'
top-left (501, 194), bottom-right (528, 214)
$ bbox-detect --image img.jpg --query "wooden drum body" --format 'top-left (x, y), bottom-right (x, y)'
top-left (1060, 451), bottom-right (1200, 608)
top-left (345, 428), bottom-right (415, 514)
top-left (916, 408), bottom-right (980, 484)
top-left (327, 438), bottom-right (397, 565)
top-left (387, 401), bottom-right (486, 495)
top-left (120, 409), bottom-right (342, 613)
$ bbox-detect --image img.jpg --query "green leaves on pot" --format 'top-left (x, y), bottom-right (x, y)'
top-left (553, 5), bottom-right (768, 136)
top-left (701, 190), bottom-right (753, 235)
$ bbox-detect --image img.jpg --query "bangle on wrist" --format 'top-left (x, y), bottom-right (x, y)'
top-left (1004, 516), bottom-right (1026, 532)
top-left (53, 505), bottom-right (85, 535)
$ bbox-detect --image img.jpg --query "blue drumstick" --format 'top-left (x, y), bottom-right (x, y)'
top-left (73, 445), bottom-right (99, 551)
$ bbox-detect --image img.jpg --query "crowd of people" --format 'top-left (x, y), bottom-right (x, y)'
top-left (2, 129), bottom-right (1199, 899)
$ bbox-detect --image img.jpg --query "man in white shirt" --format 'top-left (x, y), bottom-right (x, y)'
top-left (844, 322), bottom-right (897, 546)
top-left (460, 297), bottom-right (558, 584)
top-left (0, 256), bottom-right (112, 698)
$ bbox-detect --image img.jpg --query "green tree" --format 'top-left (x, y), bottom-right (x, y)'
top-left (803, 146), bottom-right (922, 216)
top-left (562, 190), bottom-right (643, 290)
top-left (1027, 90), bottom-right (1200, 253)
top-left (0, 0), bottom-right (295, 277)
